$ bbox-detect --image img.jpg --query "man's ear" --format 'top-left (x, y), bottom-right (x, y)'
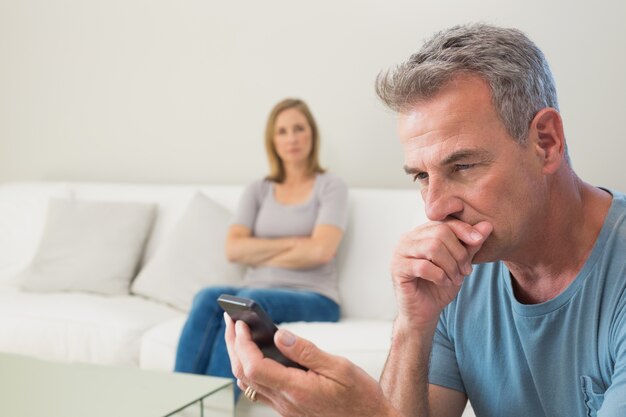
top-left (529, 108), bottom-right (566, 174)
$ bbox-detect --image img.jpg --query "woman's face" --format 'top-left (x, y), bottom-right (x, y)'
top-left (273, 108), bottom-right (313, 166)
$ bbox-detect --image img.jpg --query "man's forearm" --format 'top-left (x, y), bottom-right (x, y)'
top-left (380, 319), bottom-right (436, 417)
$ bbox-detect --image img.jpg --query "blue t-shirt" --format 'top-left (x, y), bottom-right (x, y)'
top-left (429, 191), bottom-right (626, 417)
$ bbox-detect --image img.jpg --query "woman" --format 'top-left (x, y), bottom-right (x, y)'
top-left (174, 98), bottom-right (348, 387)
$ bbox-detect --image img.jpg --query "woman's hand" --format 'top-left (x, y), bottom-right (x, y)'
top-left (225, 225), bottom-right (297, 266)
top-left (225, 224), bottom-right (342, 269)
top-left (263, 224), bottom-right (343, 269)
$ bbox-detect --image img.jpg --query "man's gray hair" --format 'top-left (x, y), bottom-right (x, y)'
top-left (376, 23), bottom-right (559, 143)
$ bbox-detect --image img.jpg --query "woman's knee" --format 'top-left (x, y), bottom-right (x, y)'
top-left (191, 287), bottom-right (235, 312)
top-left (235, 288), bottom-right (280, 308)
top-left (235, 287), bottom-right (267, 300)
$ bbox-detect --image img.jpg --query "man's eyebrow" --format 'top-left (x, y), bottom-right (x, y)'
top-left (403, 165), bottom-right (421, 175)
top-left (441, 148), bottom-right (493, 166)
top-left (403, 148), bottom-right (493, 175)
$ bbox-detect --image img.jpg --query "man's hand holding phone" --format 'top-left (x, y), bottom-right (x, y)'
top-left (224, 313), bottom-right (402, 417)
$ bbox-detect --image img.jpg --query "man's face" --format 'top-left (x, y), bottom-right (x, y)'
top-left (398, 75), bottom-right (546, 263)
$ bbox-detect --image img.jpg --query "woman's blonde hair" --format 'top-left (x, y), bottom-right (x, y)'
top-left (265, 98), bottom-right (325, 183)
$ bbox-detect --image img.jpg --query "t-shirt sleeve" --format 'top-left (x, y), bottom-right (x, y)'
top-left (233, 180), bottom-right (264, 230)
top-left (597, 297), bottom-right (626, 416)
top-left (429, 307), bottom-right (466, 394)
top-left (315, 175), bottom-right (349, 230)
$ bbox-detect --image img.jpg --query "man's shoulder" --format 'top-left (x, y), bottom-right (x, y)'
top-left (600, 188), bottom-right (626, 213)
top-left (609, 189), bottom-right (626, 206)
top-left (600, 189), bottom-right (626, 246)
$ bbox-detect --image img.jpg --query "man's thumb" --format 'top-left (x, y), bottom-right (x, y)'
top-left (467, 221), bottom-right (493, 260)
top-left (275, 329), bottom-right (331, 372)
top-left (473, 221), bottom-right (493, 239)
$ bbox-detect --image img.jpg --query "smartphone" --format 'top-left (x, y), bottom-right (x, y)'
top-left (217, 294), bottom-right (306, 370)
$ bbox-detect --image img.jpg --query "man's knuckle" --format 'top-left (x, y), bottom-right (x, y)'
top-left (335, 356), bottom-right (355, 374)
top-left (232, 362), bottom-right (244, 379)
top-left (423, 238), bottom-right (442, 259)
top-left (413, 261), bottom-right (432, 279)
top-left (437, 268), bottom-right (448, 282)
top-left (243, 361), bottom-right (260, 379)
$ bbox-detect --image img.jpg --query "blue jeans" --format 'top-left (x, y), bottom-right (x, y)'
top-left (174, 287), bottom-right (340, 391)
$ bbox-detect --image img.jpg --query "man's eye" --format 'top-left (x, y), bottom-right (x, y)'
top-left (454, 164), bottom-right (475, 171)
top-left (412, 172), bottom-right (429, 182)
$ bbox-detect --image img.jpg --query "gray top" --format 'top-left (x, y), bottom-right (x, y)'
top-left (233, 173), bottom-right (349, 303)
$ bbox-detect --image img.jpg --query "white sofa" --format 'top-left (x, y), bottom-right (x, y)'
top-left (0, 181), bottom-right (475, 417)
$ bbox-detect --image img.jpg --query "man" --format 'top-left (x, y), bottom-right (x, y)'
top-left (224, 23), bottom-right (626, 416)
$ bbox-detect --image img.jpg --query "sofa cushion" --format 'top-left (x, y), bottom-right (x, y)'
top-left (0, 183), bottom-right (72, 285)
top-left (281, 320), bottom-right (393, 378)
top-left (139, 316), bottom-right (393, 379)
top-left (19, 199), bottom-right (156, 295)
top-left (0, 286), bottom-right (182, 365)
top-left (131, 192), bottom-right (244, 311)
top-left (139, 316), bottom-right (186, 371)
top-left (65, 184), bottom-right (242, 265)
top-left (336, 190), bottom-right (426, 320)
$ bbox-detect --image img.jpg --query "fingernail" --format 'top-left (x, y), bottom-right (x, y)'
top-left (277, 329), bottom-right (296, 347)
top-left (470, 231), bottom-right (483, 242)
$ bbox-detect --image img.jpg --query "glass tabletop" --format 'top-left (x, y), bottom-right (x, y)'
top-left (0, 352), bottom-right (233, 417)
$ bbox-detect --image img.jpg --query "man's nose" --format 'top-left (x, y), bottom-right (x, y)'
top-left (423, 180), bottom-right (463, 221)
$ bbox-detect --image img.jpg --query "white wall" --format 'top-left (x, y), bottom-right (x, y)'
top-left (0, 0), bottom-right (624, 190)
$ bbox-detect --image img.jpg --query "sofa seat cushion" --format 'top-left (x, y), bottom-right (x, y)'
top-left (139, 317), bottom-right (392, 379)
top-left (0, 287), bottom-right (182, 366)
top-left (139, 316), bottom-right (187, 371)
top-left (281, 320), bottom-right (393, 378)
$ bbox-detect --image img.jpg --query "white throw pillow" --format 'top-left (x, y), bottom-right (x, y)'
top-left (131, 192), bottom-right (244, 311)
top-left (19, 198), bottom-right (156, 295)
top-left (0, 183), bottom-right (72, 285)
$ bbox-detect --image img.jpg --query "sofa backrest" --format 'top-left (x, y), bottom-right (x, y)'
top-left (337, 189), bottom-right (426, 320)
top-left (0, 182), bottom-right (426, 320)
top-left (66, 183), bottom-right (243, 264)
